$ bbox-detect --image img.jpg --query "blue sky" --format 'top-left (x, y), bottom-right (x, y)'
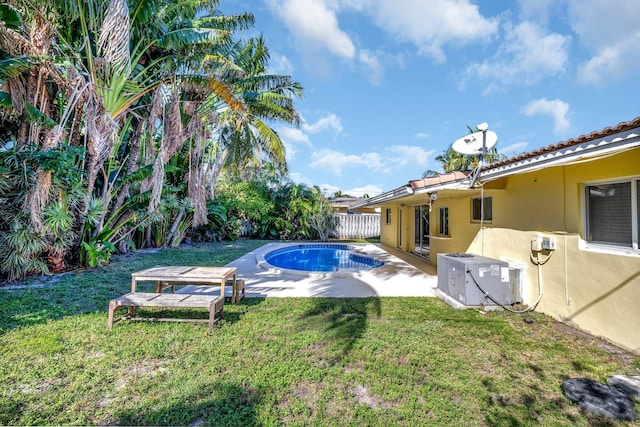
top-left (221, 0), bottom-right (640, 197)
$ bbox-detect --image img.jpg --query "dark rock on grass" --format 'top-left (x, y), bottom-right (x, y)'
top-left (607, 375), bottom-right (640, 401)
top-left (562, 378), bottom-right (638, 421)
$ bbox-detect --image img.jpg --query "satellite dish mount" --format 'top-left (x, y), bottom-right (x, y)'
top-left (450, 122), bottom-right (498, 187)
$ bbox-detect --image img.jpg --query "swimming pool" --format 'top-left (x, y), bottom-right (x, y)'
top-left (259, 244), bottom-right (384, 275)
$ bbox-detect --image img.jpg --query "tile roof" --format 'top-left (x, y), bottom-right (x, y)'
top-left (483, 116), bottom-right (640, 172)
top-left (408, 171), bottom-right (470, 190)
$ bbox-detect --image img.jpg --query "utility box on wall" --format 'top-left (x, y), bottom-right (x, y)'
top-left (437, 253), bottom-right (512, 306)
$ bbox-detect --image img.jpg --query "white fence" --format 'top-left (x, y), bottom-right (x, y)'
top-left (239, 214), bottom-right (380, 239)
top-left (334, 213), bottom-right (380, 239)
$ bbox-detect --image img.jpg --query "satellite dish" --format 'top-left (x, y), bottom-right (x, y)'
top-left (451, 130), bottom-right (497, 155)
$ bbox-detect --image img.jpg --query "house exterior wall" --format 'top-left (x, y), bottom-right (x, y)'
top-left (428, 192), bottom-right (480, 260)
top-left (380, 206), bottom-right (399, 247)
top-left (378, 147), bottom-right (640, 352)
top-left (463, 148), bottom-right (640, 353)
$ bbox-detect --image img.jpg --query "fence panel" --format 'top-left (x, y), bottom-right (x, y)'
top-left (335, 213), bottom-right (380, 239)
top-left (239, 214), bottom-right (380, 239)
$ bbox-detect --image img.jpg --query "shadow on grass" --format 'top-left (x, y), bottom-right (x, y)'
top-left (110, 382), bottom-right (262, 426)
top-left (0, 240), bottom-right (269, 334)
top-left (124, 297), bottom-right (262, 328)
top-left (295, 297), bottom-right (382, 366)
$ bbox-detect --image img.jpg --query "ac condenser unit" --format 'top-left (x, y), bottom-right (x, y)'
top-left (437, 253), bottom-right (512, 307)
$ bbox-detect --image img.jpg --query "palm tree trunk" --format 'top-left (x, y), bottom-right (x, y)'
top-left (163, 205), bottom-right (186, 248)
top-left (208, 147), bottom-right (229, 200)
top-left (110, 117), bottom-right (144, 218)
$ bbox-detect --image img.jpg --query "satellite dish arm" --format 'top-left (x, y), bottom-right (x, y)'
top-left (479, 129), bottom-right (487, 165)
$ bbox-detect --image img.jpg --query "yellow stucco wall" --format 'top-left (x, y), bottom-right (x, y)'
top-left (379, 147), bottom-right (640, 353)
top-left (467, 149), bottom-right (640, 353)
top-left (380, 206), bottom-right (398, 248)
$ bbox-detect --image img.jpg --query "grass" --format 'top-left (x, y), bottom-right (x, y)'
top-left (0, 239), bottom-right (638, 426)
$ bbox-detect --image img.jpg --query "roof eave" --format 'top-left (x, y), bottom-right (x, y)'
top-left (351, 178), bottom-right (471, 208)
top-left (479, 127), bottom-right (640, 183)
top-left (350, 185), bottom-right (414, 208)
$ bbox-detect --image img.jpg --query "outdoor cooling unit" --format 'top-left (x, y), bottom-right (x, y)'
top-left (437, 253), bottom-right (513, 307)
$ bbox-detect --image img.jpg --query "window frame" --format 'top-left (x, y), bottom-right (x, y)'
top-left (438, 207), bottom-right (449, 237)
top-left (581, 177), bottom-right (639, 256)
top-left (385, 208), bottom-right (392, 224)
top-left (471, 196), bottom-right (493, 222)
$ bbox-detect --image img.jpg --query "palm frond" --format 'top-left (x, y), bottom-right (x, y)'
top-left (0, 55), bottom-right (41, 79)
top-left (208, 77), bottom-right (245, 112)
top-left (0, 4), bottom-right (22, 31)
top-left (196, 13), bottom-right (255, 32)
top-left (97, 0), bottom-right (130, 73)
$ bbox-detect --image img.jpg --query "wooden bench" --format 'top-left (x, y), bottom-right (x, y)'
top-left (157, 278), bottom-right (246, 304)
top-left (108, 292), bottom-right (224, 331)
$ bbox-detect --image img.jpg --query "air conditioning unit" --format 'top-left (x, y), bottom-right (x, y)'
top-left (437, 253), bottom-right (512, 306)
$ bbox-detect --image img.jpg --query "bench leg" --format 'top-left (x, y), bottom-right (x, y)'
top-left (155, 281), bottom-right (176, 293)
top-left (237, 282), bottom-right (245, 303)
top-left (208, 299), bottom-right (224, 330)
top-left (230, 279), bottom-right (245, 304)
top-left (108, 300), bottom-right (117, 330)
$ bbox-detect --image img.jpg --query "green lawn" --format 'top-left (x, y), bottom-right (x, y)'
top-left (0, 240), bottom-right (638, 426)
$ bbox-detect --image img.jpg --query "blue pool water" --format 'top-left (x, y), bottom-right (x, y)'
top-left (264, 244), bottom-right (384, 272)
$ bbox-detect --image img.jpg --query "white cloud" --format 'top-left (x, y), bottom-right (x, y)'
top-left (277, 112), bottom-right (343, 156)
top-left (266, 0), bottom-right (355, 59)
top-left (414, 132), bottom-right (430, 140)
top-left (386, 145), bottom-right (434, 167)
top-left (267, 53), bottom-right (295, 75)
top-left (309, 145), bottom-right (433, 177)
top-left (498, 141), bottom-right (529, 156)
top-left (310, 149), bottom-right (385, 176)
top-left (522, 98), bottom-right (571, 133)
top-left (289, 172), bottom-right (314, 186)
top-left (517, 0), bottom-right (558, 24)
top-left (267, 0), bottom-right (498, 82)
top-left (283, 142), bottom-right (296, 162)
top-left (467, 22), bottom-right (570, 89)
top-left (319, 183), bottom-right (341, 197)
top-left (364, 0), bottom-right (499, 63)
top-left (567, 0), bottom-right (640, 84)
top-left (302, 113), bottom-right (343, 135)
top-left (318, 183), bottom-right (383, 198)
top-left (278, 127), bottom-right (311, 146)
top-left (344, 184), bottom-right (383, 197)
top-left (358, 49), bottom-right (385, 85)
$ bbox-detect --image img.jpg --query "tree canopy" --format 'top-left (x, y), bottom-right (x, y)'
top-left (0, 0), bottom-right (303, 280)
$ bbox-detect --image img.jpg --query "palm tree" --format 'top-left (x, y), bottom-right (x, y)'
top-left (206, 36), bottom-right (303, 202)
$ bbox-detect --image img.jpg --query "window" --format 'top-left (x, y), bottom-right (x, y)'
top-left (439, 207), bottom-right (449, 236)
top-left (472, 196), bottom-right (492, 222)
top-left (385, 208), bottom-right (391, 224)
top-left (584, 179), bottom-right (639, 250)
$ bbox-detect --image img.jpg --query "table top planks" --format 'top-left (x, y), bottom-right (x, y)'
top-left (131, 266), bottom-right (237, 283)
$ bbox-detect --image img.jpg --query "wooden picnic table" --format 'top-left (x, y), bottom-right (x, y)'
top-left (130, 266), bottom-right (238, 299)
top-left (108, 266), bottom-right (237, 330)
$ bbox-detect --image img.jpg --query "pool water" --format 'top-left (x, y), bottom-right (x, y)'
top-left (264, 244), bottom-right (384, 272)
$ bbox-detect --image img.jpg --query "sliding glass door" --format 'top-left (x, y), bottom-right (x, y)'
top-left (414, 205), bottom-right (430, 260)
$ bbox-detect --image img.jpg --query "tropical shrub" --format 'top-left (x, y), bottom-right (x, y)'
top-left (211, 177), bottom-right (338, 241)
